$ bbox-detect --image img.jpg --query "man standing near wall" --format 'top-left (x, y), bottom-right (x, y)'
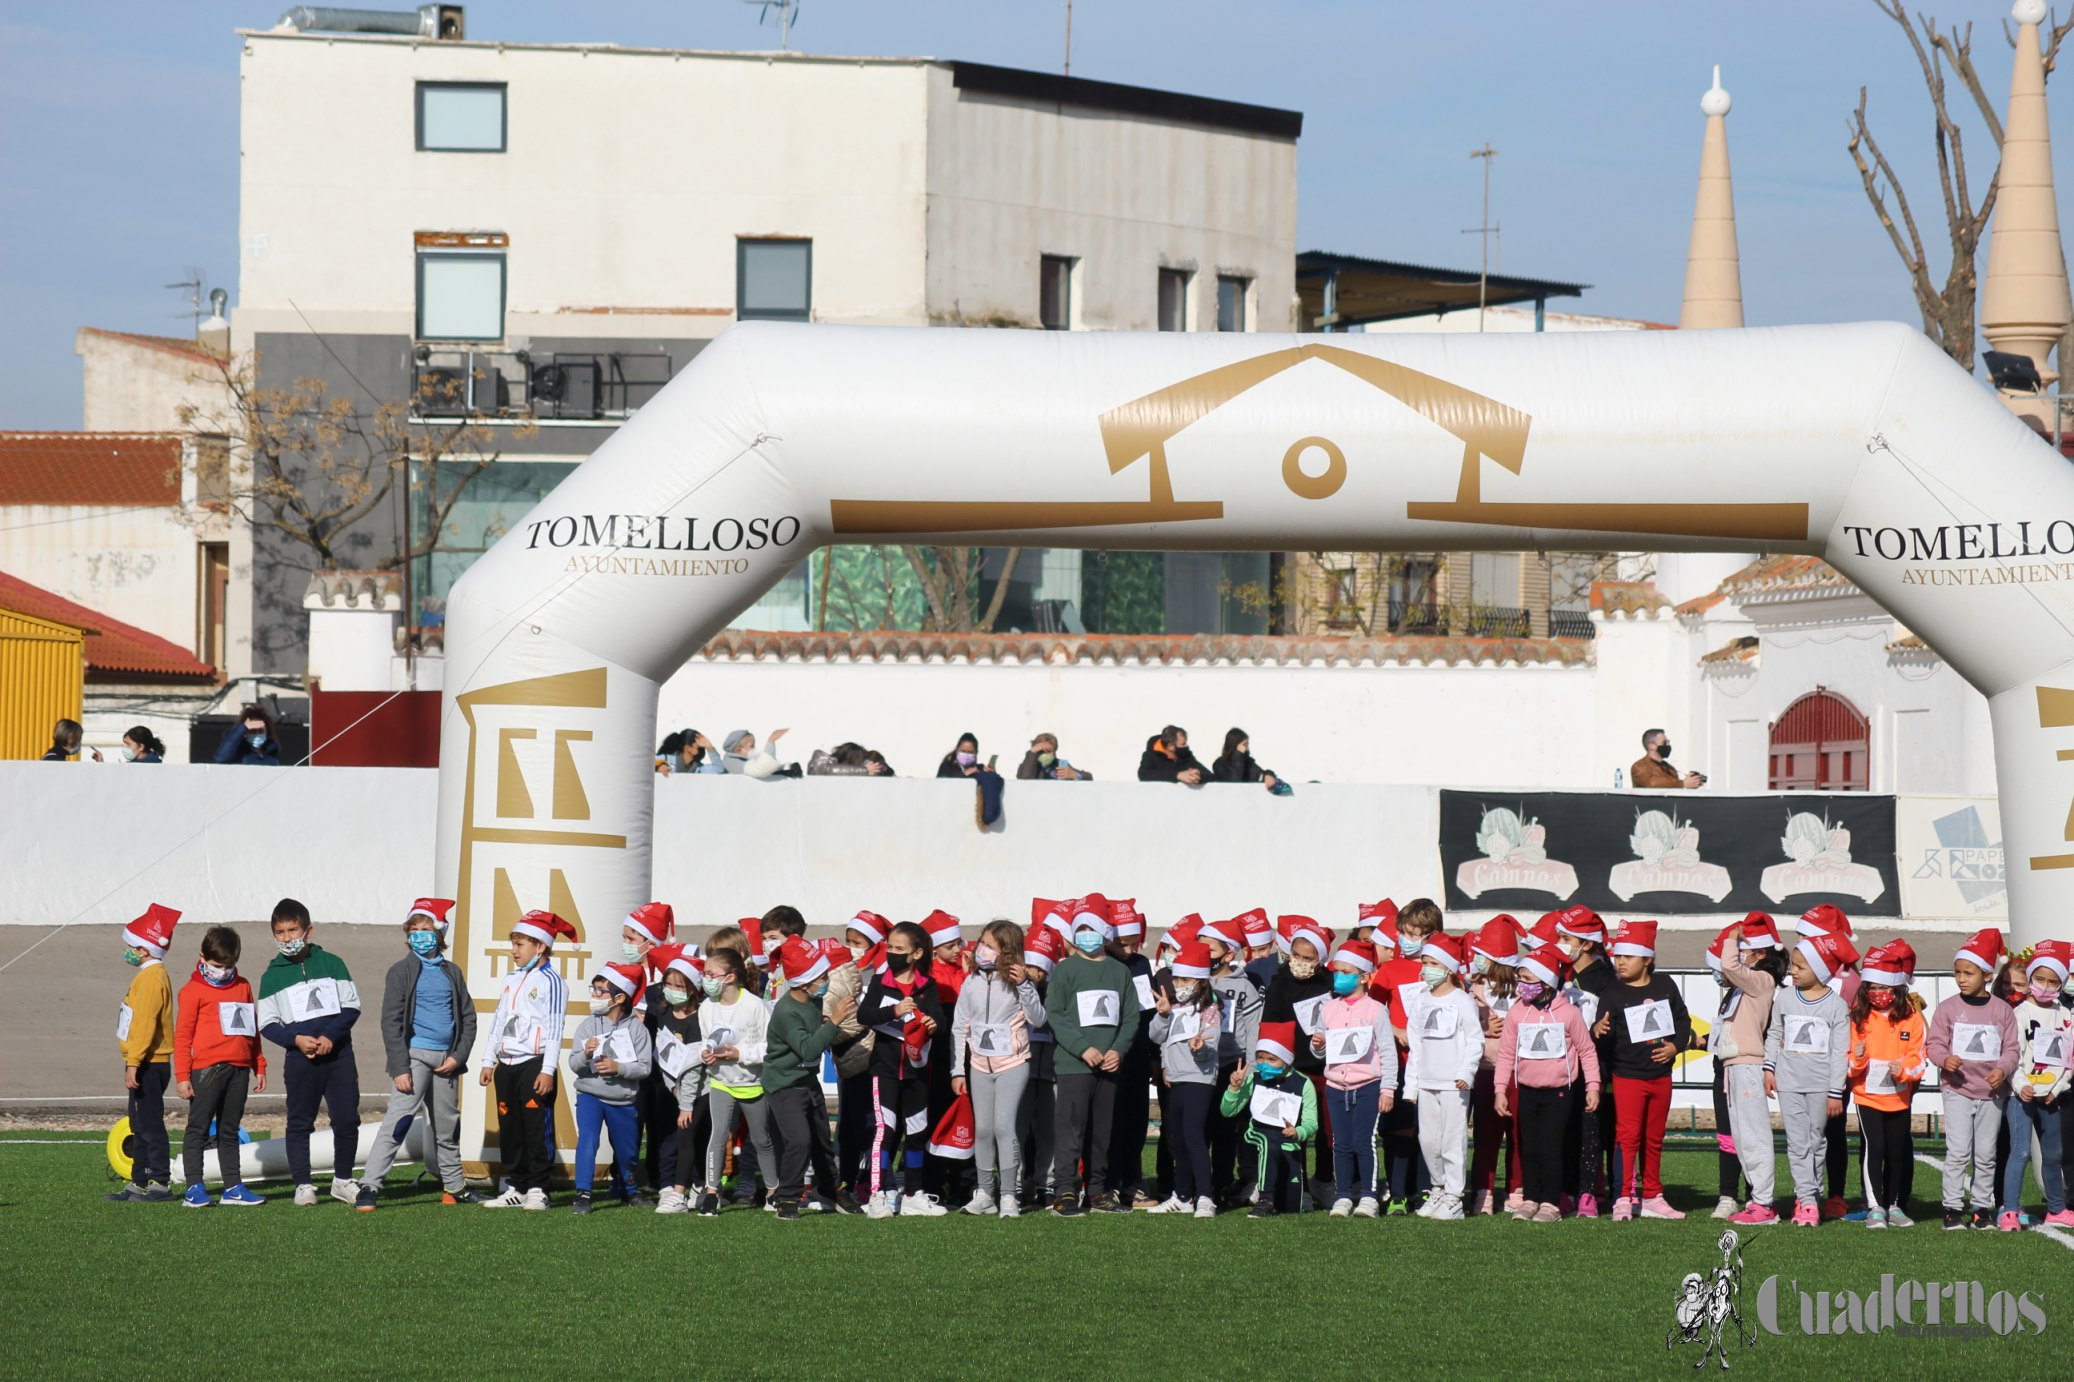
top-left (1630, 728), bottom-right (1703, 789)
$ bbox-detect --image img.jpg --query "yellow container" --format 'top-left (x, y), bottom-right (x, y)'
top-left (0, 606), bottom-right (86, 760)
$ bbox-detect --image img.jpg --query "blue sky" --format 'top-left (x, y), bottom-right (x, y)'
top-left (4, 0), bottom-right (2071, 427)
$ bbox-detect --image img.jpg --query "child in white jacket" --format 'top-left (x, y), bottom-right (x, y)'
top-left (1402, 934), bottom-right (1482, 1220)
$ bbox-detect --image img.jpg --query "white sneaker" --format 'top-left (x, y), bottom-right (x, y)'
top-left (292, 1184), bottom-right (318, 1207)
top-left (804, 1195), bottom-right (829, 1213)
top-left (1145, 1194), bottom-right (1188, 1215)
top-left (522, 1188), bottom-right (549, 1211)
top-left (1194, 1195), bottom-right (1218, 1219)
top-left (1434, 1194), bottom-right (1466, 1221)
top-left (900, 1192), bottom-right (948, 1217)
top-left (1329, 1197), bottom-right (1353, 1218)
top-left (1353, 1196), bottom-right (1381, 1218)
top-left (1415, 1195), bottom-right (1442, 1219)
top-left (480, 1188), bottom-right (525, 1208)
top-left (865, 1191), bottom-right (897, 1219)
top-left (964, 1189), bottom-right (997, 1216)
top-left (1000, 1195), bottom-right (1022, 1218)
top-left (763, 1200), bottom-right (779, 1212)
top-left (329, 1178), bottom-right (358, 1205)
top-left (654, 1189), bottom-right (688, 1215)
top-left (1712, 1195), bottom-right (1739, 1221)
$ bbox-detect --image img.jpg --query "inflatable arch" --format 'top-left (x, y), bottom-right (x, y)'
top-left (437, 321), bottom-right (2071, 1165)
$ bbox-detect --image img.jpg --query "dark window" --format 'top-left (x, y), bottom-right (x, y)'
top-left (737, 239), bottom-right (812, 322)
top-left (1216, 274), bottom-right (1250, 331)
top-left (1158, 268), bottom-right (1191, 331)
top-left (1040, 255), bottom-right (1075, 330)
top-left (416, 82), bottom-right (506, 152)
top-left (415, 251), bottom-right (505, 341)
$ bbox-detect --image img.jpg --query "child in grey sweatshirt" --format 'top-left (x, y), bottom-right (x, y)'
top-left (568, 973), bottom-right (656, 1211)
top-left (1763, 939), bottom-right (1850, 1224)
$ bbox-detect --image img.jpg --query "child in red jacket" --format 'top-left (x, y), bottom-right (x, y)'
top-left (175, 926), bottom-right (268, 1206)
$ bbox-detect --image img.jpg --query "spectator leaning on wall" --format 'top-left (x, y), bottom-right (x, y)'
top-left (1629, 728), bottom-right (1703, 790)
top-left (215, 704), bottom-right (283, 767)
top-left (1137, 725), bottom-right (1206, 786)
top-left (1017, 733), bottom-right (1090, 781)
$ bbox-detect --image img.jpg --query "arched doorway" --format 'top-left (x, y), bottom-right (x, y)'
top-left (1768, 689), bottom-right (1870, 791)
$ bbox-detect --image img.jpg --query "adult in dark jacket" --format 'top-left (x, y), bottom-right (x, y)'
top-left (215, 704), bottom-right (283, 766)
top-left (1136, 725), bottom-right (1206, 785)
top-left (937, 731), bottom-right (982, 779)
top-left (1211, 728), bottom-right (1282, 791)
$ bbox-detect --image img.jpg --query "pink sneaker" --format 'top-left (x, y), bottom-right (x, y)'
top-left (1472, 1190), bottom-right (1493, 1215)
top-left (1730, 1201), bottom-right (1780, 1225)
top-left (1999, 1211), bottom-right (2023, 1232)
top-left (1504, 1187), bottom-right (1525, 1212)
top-left (1573, 1193), bottom-right (1594, 1218)
top-left (1792, 1201), bottom-right (1820, 1227)
top-left (2044, 1209), bottom-right (2074, 1228)
top-left (1610, 1197), bottom-right (1635, 1221)
top-left (1640, 1195), bottom-right (1686, 1220)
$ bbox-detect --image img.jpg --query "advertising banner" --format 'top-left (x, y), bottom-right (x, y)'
top-left (1896, 796), bottom-right (2006, 921)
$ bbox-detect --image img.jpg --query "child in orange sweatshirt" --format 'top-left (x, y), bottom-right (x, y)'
top-left (1847, 939), bottom-right (1926, 1228)
top-left (174, 925), bottom-right (269, 1207)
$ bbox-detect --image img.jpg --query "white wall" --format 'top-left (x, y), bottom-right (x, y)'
top-left (0, 504), bottom-right (201, 655)
top-left (76, 333), bottom-right (228, 432)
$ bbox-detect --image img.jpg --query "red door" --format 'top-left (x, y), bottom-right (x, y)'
top-left (1768, 690), bottom-right (1870, 790)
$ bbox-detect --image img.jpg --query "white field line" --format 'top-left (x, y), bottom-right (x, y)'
top-left (1914, 1151), bottom-right (2074, 1254)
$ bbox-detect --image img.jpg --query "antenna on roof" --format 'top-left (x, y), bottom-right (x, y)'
top-left (1463, 145), bottom-right (1499, 332)
top-left (742, 0), bottom-right (799, 51)
top-left (166, 268), bottom-right (207, 336)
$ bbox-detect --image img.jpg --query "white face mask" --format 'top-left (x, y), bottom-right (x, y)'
top-left (119, 745), bottom-right (139, 762)
top-left (1470, 955), bottom-right (1492, 977)
top-left (1173, 980), bottom-right (1199, 1002)
top-left (588, 996), bottom-right (612, 1016)
top-left (1421, 963), bottom-right (1449, 991)
top-left (1397, 932), bottom-right (1425, 958)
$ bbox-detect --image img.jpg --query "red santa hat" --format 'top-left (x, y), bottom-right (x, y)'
top-left (775, 935), bottom-right (831, 989)
top-left (1795, 932), bottom-right (1847, 985)
top-left (512, 910), bottom-right (576, 947)
top-left (1198, 918), bottom-right (1242, 955)
top-left (1610, 920), bottom-right (1658, 958)
top-left (1471, 918), bottom-right (1523, 967)
top-left (1161, 914), bottom-right (1204, 957)
top-left (818, 936), bottom-right (852, 968)
top-left (1861, 939), bottom-right (1918, 987)
top-left (1254, 1020), bottom-right (1299, 1066)
top-left (1171, 937), bottom-right (1214, 980)
top-left (649, 943), bottom-right (703, 985)
top-left (743, 918), bottom-right (774, 967)
top-left (2028, 938), bottom-right (2073, 984)
top-left (599, 961), bottom-right (647, 1005)
top-left (1109, 898), bottom-right (1145, 940)
top-left (1529, 911), bottom-right (1563, 949)
top-left (1285, 918), bottom-right (1330, 962)
top-left (1518, 943), bottom-right (1567, 989)
top-left (624, 901), bottom-right (675, 946)
top-left (848, 910), bottom-right (890, 945)
top-left (1031, 897), bottom-right (1074, 942)
top-left (1024, 924), bottom-right (1064, 974)
top-left (1797, 903), bottom-right (1853, 940)
top-left (123, 903), bottom-right (180, 958)
top-left (1419, 932), bottom-right (1464, 976)
top-left (1828, 932), bottom-right (1862, 970)
top-left (1738, 911), bottom-right (1782, 950)
top-left (406, 897), bottom-right (455, 933)
top-left (1068, 898), bottom-right (1114, 943)
top-left (1953, 927), bottom-right (2004, 978)
top-left (1237, 909), bottom-right (1273, 950)
top-left (922, 909), bottom-right (963, 950)
top-left (1556, 905), bottom-right (1607, 944)
top-left (1331, 937), bottom-right (1379, 974)
top-left (1704, 924), bottom-right (1735, 973)
top-left (1358, 898), bottom-right (1399, 932)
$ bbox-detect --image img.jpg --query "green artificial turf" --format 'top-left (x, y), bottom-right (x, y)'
top-left (0, 1136), bottom-right (2063, 1378)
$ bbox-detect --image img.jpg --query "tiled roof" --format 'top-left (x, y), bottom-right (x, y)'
top-left (1673, 588), bottom-right (1728, 617)
top-left (0, 570), bottom-right (215, 680)
top-left (0, 432), bottom-right (182, 507)
top-left (1714, 554), bottom-right (1855, 598)
top-left (1588, 580), bottom-right (1670, 618)
top-left (1886, 632), bottom-right (1934, 655)
top-left (77, 327), bottom-right (223, 364)
top-left (698, 630), bottom-right (1595, 669)
top-left (1699, 635), bottom-right (1760, 667)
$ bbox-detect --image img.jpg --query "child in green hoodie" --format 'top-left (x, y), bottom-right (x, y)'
top-left (1042, 906), bottom-right (1140, 1216)
top-left (257, 898), bottom-right (362, 1206)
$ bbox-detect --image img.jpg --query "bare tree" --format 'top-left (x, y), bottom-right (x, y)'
top-left (901, 544), bottom-right (1023, 633)
top-left (1849, 2), bottom-right (2074, 369)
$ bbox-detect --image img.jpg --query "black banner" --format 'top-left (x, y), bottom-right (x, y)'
top-left (1438, 791), bottom-right (1901, 918)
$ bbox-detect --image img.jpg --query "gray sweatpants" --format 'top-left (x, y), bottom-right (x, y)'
top-left (1723, 1064), bottom-right (1775, 1205)
top-left (1778, 1088), bottom-right (1829, 1206)
top-left (1941, 1091), bottom-right (2003, 1211)
top-left (361, 1047), bottom-right (463, 1191)
top-left (970, 1062), bottom-right (1031, 1198)
top-left (706, 1088), bottom-right (780, 1192)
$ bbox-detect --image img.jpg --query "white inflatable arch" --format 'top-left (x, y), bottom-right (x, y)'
top-left (436, 321), bottom-right (2069, 1161)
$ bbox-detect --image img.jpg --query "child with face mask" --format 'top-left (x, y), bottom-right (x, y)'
top-left (1711, 914), bottom-right (1787, 1225)
top-left (2001, 940), bottom-right (2074, 1231)
top-left (567, 963), bottom-right (655, 1214)
top-left (1317, 937), bottom-right (1396, 1218)
top-left (358, 899), bottom-right (476, 1210)
top-left (1925, 929), bottom-right (2019, 1229)
top-left (1466, 918), bottom-right (1525, 1215)
top-left (1148, 936), bottom-right (1224, 1217)
top-left (696, 947), bottom-right (779, 1216)
top-left (831, 912), bottom-right (887, 1199)
top-left (1044, 903), bottom-right (1141, 1216)
top-left (646, 945), bottom-right (708, 1214)
top-left (477, 911), bottom-right (573, 1209)
top-left (1599, 921), bottom-right (1692, 1221)
top-left (1763, 933), bottom-right (1851, 1227)
top-left (258, 897), bottom-right (363, 1208)
top-left (1223, 1022), bottom-right (1318, 1217)
top-left (1017, 923), bottom-right (1066, 1206)
top-left (175, 923), bottom-right (268, 1207)
top-left (108, 904), bottom-right (180, 1203)
top-left (1402, 933), bottom-right (1481, 1220)
top-left (861, 922), bottom-right (948, 1215)
top-left (1556, 905), bottom-right (1618, 1216)
top-left (1494, 943), bottom-right (1599, 1222)
top-left (951, 921), bottom-right (1048, 1217)
top-left (1846, 940), bottom-right (1927, 1228)
top-left (1376, 898), bottom-right (1445, 1213)
top-left (764, 938), bottom-right (860, 1220)
top-left (1264, 920), bottom-right (1335, 1205)
top-left (622, 902), bottom-right (675, 1200)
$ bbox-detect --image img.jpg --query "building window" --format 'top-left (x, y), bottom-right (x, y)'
top-left (1040, 255), bottom-right (1075, 330)
top-left (1768, 690), bottom-right (1871, 791)
top-left (737, 238), bottom-right (812, 322)
top-left (1389, 557), bottom-right (1440, 633)
top-left (1467, 552), bottom-right (1527, 637)
top-left (1323, 566), bottom-right (1360, 629)
top-left (410, 458), bottom-right (581, 623)
top-left (1216, 274), bottom-right (1250, 332)
top-left (416, 82), bottom-right (506, 152)
top-left (416, 251), bottom-right (506, 341)
top-left (198, 542), bottom-right (229, 670)
top-left (1158, 268), bottom-right (1191, 331)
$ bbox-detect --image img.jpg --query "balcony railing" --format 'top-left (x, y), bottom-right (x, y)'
top-left (409, 347), bottom-right (676, 422)
top-left (1462, 605), bottom-right (1530, 638)
top-left (1387, 598), bottom-right (1443, 635)
top-left (1550, 609), bottom-right (1596, 641)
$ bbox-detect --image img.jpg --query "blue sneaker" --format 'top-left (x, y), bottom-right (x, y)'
top-left (182, 1185), bottom-right (213, 1209)
top-left (220, 1185), bottom-right (265, 1207)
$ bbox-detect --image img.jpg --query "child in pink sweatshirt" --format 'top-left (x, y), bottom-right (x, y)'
top-left (1494, 943), bottom-right (1599, 1222)
top-left (1715, 916), bottom-right (1787, 1225)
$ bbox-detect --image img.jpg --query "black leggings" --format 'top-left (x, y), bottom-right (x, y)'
top-left (1516, 1084), bottom-right (1571, 1206)
top-left (870, 1071), bottom-right (930, 1197)
top-left (1713, 1063), bottom-right (1743, 1199)
top-left (1859, 1106), bottom-right (1913, 1213)
top-left (1165, 1082), bottom-right (1215, 1202)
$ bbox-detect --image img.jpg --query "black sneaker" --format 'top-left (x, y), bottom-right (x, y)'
top-left (105, 1182), bottom-right (146, 1203)
top-left (355, 1185), bottom-right (377, 1213)
top-left (1093, 1190), bottom-right (1130, 1214)
top-left (832, 1191), bottom-right (862, 1216)
top-left (1942, 1209), bottom-right (1967, 1231)
top-left (698, 1192), bottom-right (720, 1218)
top-left (1248, 1201), bottom-right (1279, 1219)
top-left (1970, 1208), bottom-right (1994, 1230)
top-left (571, 1192), bottom-right (594, 1216)
top-left (776, 1199), bottom-right (801, 1221)
top-left (138, 1184), bottom-right (174, 1203)
top-left (623, 1192), bottom-right (655, 1211)
top-left (442, 1189), bottom-right (482, 1206)
top-left (1052, 1194), bottom-right (1086, 1218)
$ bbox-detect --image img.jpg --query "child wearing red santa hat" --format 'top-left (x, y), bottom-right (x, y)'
top-left (1403, 933), bottom-right (1481, 1220)
top-left (834, 911), bottom-right (891, 1197)
top-left (1017, 922), bottom-right (1066, 1206)
top-left (568, 962), bottom-right (656, 1213)
top-left (861, 921), bottom-right (949, 1216)
top-left (765, 937), bottom-right (859, 1220)
top-left (1764, 932), bottom-right (1852, 1227)
top-left (1148, 937), bottom-right (1224, 1217)
top-left (108, 904), bottom-right (180, 1202)
top-left (1925, 928), bottom-right (2019, 1229)
top-left (1600, 921), bottom-right (1693, 1221)
top-left (2001, 939), bottom-right (2074, 1230)
top-left (358, 899), bottom-right (476, 1210)
top-left (647, 944), bottom-right (709, 1214)
top-left (1555, 904), bottom-right (1618, 1217)
top-left (1467, 917), bottom-right (1524, 1215)
top-left (1221, 1020), bottom-right (1318, 1217)
top-left (1848, 939), bottom-right (1926, 1227)
top-left (1319, 937), bottom-right (1397, 1217)
top-left (1494, 943), bottom-right (1600, 1222)
top-left (1798, 904), bottom-right (1863, 1217)
top-left (1712, 913), bottom-right (1786, 1226)
top-left (478, 910), bottom-right (575, 1209)
top-left (1263, 918), bottom-right (1335, 1206)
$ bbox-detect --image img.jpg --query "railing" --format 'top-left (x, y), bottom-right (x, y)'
top-left (1386, 598), bottom-right (1442, 634)
top-left (1462, 604), bottom-right (1530, 638)
top-left (1549, 609), bottom-right (1595, 640)
top-left (408, 347), bottom-right (676, 422)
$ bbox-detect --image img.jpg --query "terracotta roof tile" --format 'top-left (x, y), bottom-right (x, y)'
top-left (1714, 554), bottom-right (1853, 598)
top-left (1673, 588), bottom-right (1727, 617)
top-left (698, 630), bottom-right (1594, 669)
top-left (1588, 580), bottom-right (1669, 618)
top-left (0, 432), bottom-right (182, 507)
top-left (1699, 634), bottom-right (1760, 667)
top-left (77, 327), bottom-right (223, 364)
top-left (1886, 632), bottom-right (1933, 654)
top-left (0, 570), bottom-right (215, 680)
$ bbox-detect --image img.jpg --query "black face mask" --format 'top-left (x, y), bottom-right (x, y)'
top-left (1656, 741), bottom-right (1673, 759)
top-left (886, 952), bottom-right (914, 973)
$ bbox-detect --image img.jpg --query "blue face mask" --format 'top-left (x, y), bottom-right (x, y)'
top-left (1254, 1060), bottom-right (1285, 1082)
top-left (408, 931), bottom-right (440, 957)
top-left (247, 732), bottom-right (267, 749)
top-left (1074, 932), bottom-right (1103, 956)
top-left (1331, 971), bottom-right (1360, 996)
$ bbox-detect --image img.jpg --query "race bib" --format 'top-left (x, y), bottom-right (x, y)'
top-left (655, 1030), bottom-right (693, 1080)
top-left (217, 1002), bottom-right (257, 1038)
top-left (116, 1003), bottom-right (133, 1042)
top-left (1164, 1010), bottom-right (1201, 1046)
top-left (1518, 1023), bottom-right (1567, 1060)
top-left (703, 1024), bottom-right (735, 1055)
top-left (1324, 1026), bottom-right (1374, 1066)
top-left (1132, 975), bottom-right (1156, 1009)
top-left (1953, 1023), bottom-right (2001, 1063)
top-left (1863, 1061), bottom-right (1898, 1095)
top-left (970, 1022), bottom-right (1013, 1057)
top-left (1785, 1016), bottom-right (1830, 1056)
top-left (2038, 1026), bottom-right (2071, 1070)
top-left (1623, 1000), bottom-right (1673, 1044)
top-left (1218, 995), bottom-right (1235, 1034)
top-left (296, 977), bottom-right (342, 1019)
top-left (1250, 1084), bottom-right (1303, 1127)
top-left (501, 1014), bottom-right (543, 1051)
top-left (1293, 994), bottom-right (1328, 1035)
top-left (1077, 990), bottom-right (1120, 1027)
top-left (1418, 1002), bottom-right (1459, 1040)
top-left (1573, 989), bottom-right (1600, 1029)
top-left (601, 1028), bottom-right (637, 1065)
